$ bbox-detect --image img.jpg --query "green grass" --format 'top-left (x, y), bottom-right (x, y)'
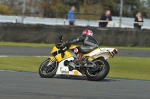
top-left (108, 57), bottom-right (150, 80)
top-left (0, 42), bottom-right (150, 50)
top-left (0, 42), bottom-right (54, 48)
top-left (104, 46), bottom-right (150, 51)
top-left (0, 56), bottom-right (150, 80)
top-left (0, 57), bottom-right (45, 72)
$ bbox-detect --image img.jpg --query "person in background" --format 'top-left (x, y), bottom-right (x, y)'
top-left (99, 10), bottom-right (112, 27)
top-left (68, 6), bottom-right (76, 26)
top-left (134, 12), bottom-right (144, 30)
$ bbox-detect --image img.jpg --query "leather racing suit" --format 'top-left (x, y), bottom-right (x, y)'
top-left (65, 34), bottom-right (99, 54)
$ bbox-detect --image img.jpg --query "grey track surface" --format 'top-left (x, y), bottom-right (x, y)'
top-left (0, 46), bottom-right (150, 57)
top-left (0, 47), bottom-right (150, 99)
top-left (0, 71), bottom-right (150, 99)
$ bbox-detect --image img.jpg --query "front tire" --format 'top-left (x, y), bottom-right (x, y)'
top-left (85, 59), bottom-right (110, 81)
top-left (39, 58), bottom-right (58, 78)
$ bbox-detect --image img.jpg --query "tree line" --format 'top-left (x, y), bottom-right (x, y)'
top-left (0, 0), bottom-right (150, 19)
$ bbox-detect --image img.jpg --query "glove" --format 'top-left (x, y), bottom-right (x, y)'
top-left (56, 43), bottom-right (65, 49)
top-left (62, 41), bottom-right (70, 47)
top-left (56, 41), bottom-right (70, 49)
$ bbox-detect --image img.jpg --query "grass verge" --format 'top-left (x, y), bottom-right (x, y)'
top-left (0, 57), bottom-right (44, 72)
top-left (0, 56), bottom-right (150, 80)
top-left (108, 57), bottom-right (150, 80)
top-left (0, 42), bottom-right (54, 48)
top-left (0, 42), bottom-right (150, 50)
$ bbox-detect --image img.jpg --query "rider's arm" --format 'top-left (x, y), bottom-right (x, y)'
top-left (64, 35), bottom-right (86, 45)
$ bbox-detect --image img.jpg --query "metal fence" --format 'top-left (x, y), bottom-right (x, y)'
top-left (0, 14), bottom-right (150, 29)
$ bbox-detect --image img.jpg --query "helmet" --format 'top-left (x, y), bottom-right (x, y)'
top-left (82, 29), bottom-right (93, 36)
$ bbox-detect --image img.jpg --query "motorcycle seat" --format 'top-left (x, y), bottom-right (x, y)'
top-left (80, 46), bottom-right (97, 54)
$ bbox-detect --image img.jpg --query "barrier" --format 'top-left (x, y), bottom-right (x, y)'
top-left (0, 15), bottom-right (150, 29)
top-left (0, 23), bottom-right (150, 47)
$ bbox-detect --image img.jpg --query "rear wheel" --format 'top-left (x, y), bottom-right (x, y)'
top-left (39, 58), bottom-right (58, 78)
top-left (85, 59), bottom-right (110, 81)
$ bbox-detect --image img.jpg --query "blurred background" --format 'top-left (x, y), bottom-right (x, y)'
top-left (0, 0), bottom-right (150, 28)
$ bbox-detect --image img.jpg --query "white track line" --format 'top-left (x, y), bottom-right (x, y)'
top-left (0, 55), bottom-right (9, 57)
top-left (0, 70), bottom-right (18, 72)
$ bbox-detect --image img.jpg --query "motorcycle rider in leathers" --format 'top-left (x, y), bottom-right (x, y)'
top-left (63, 29), bottom-right (99, 62)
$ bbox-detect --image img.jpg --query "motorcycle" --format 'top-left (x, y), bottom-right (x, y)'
top-left (39, 36), bottom-right (118, 81)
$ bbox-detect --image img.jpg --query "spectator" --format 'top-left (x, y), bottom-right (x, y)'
top-left (134, 12), bottom-right (144, 30)
top-left (99, 10), bottom-right (112, 27)
top-left (68, 6), bottom-right (76, 26)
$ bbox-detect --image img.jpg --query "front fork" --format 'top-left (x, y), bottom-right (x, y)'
top-left (46, 57), bottom-right (56, 66)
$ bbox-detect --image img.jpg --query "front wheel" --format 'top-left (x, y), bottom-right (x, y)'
top-left (85, 59), bottom-right (110, 81)
top-left (39, 58), bottom-right (58, 78)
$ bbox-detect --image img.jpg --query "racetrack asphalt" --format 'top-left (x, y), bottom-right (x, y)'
top-left (0, 71), bottom-right (150, 99)
top-left (0, 46), bottom-right (150, 99)
top-left (0, 46), bottom-right (150, 57)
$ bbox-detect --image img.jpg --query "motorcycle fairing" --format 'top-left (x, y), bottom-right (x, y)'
top-left (56, 57), bottom-right (83, 76)
top-left (84, 48), bottom-right (117, 60)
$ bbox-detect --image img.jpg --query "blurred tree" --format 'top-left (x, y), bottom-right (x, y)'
top-left (0, 4), bottom-right (14, 15)
top-left (86, 0), bottom-right (98, 4)
top-left (62, 0), bottom-right (103, 20)
top-left (39, 0), bottom-right (69, 18)
top-left (148, 0), bottom-right (150, 5)
top-left (1, 0), bottom-right (149, 19)
top-left (62, 0), bottom-right (84, 11)
top-left (99, 0), bottom-right (142, 17)
top-left (77, 0), bottom-right (103, 20)
top-left (92, 0), bottom-right (98, 4)
top-left (63, 0), bottom-right (81, 5)
top-left (38, 0), bottom-right (150, 19)
top-left (123, 0), bottom-right (141, 17)
top-left (139, 0), bottom-right (150, 18)
top-left (1, 0), bottom-right (24, 15)
top-left (99, 0), bottom-right (118, 15)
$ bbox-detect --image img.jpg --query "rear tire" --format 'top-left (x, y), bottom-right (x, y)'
top-left (85, 59), bottom-right (110, 81)
top-left (39, 58), bottom-right (58, 78)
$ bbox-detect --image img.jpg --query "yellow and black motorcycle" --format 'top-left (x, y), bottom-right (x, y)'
top-left (39, 36), bottom-right (118, 81)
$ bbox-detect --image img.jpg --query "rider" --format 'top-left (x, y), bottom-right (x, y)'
top-left (63, 29), bottom-right (100, 60)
